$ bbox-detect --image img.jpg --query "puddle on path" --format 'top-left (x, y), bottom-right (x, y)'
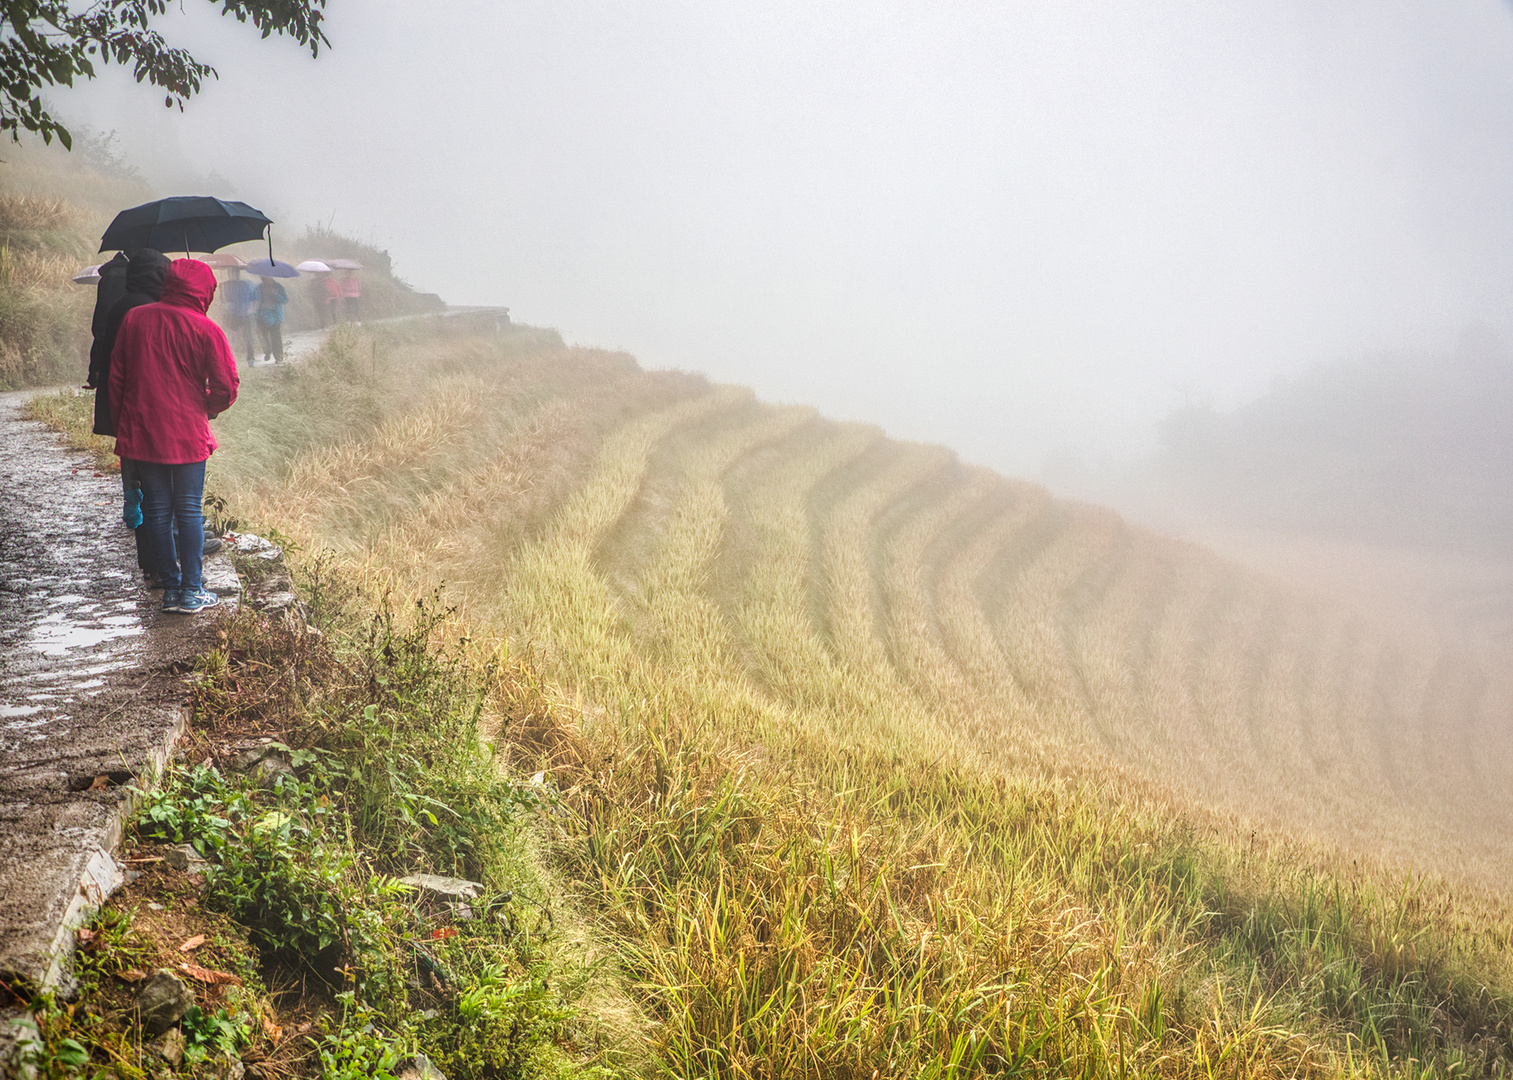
top-left (0, 392), bottom-right (161, 762)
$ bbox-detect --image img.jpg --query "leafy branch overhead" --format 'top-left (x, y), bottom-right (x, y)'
top-left (0, 0), bottom-right (331, 148)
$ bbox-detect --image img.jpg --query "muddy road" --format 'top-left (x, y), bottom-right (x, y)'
top-left (0, 390), bottom-right (235, 988)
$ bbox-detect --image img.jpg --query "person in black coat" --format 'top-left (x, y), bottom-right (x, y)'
top-left (85, 249), bottom-right (172, 579)
top-left (88, 252), bottom-right (130, 349)
top-left (87, 249), bottom-right (170, 437)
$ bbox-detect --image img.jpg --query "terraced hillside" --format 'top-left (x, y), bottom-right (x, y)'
top-left (21, 315), bottom-right (1501, 1077)
top-left (16, 142), bottom-right (1513, 1076)
top-left (216, 320), bottom-right (1513, 892)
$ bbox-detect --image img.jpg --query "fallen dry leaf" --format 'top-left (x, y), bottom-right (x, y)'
top-left (179, 961), bottom-right (241, 986)
top-left (261, 1012), bottom-right (283, 1043)
top-left (178, 934), bottom-right (206, 951)
top-left (87, 775), bottom-right (110, 791)
top-left (76, 927), bottom-right (97, 945)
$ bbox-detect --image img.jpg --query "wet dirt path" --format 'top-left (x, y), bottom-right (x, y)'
top-left (0, 390), bottom-right (236, 989)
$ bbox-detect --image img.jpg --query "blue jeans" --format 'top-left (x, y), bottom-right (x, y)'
top-left (137, 460), bottom-right (207, 591)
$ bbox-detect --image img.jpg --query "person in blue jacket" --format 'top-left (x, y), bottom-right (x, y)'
top-left (218, 267), bottom-right (258, 367)
top-left (256, 275), bottom-right (288, 364)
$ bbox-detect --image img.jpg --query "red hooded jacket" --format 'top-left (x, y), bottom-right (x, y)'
top-left (109, 259), bottom-right (239, 464)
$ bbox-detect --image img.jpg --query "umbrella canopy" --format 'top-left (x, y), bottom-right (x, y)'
top-left (99, 197), bottom-right (272, 255)
top-left (295, 259), bottom-right (333, 273)
top-left (325, 258), bottom-right (364, 270)
top-left (199, 252), bottom-right (249, 269)
top-left (246, 258), bottom-right (300, 279)
top-left (72, 264), bottom-right (102, 285)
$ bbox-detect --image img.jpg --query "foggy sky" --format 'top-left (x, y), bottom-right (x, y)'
top-left (51, 1), bottom-right (1513, 477)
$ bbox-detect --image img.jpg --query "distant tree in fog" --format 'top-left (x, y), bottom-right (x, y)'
top-left (1157, 329), bottom-right (1513, 555)
top-left (0, 0), bottom-right (330, 149)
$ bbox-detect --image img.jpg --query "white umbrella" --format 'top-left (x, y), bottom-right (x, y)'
top-left (295, 259), bottom-right (332, 273)
top-left (325, 258), bottom-right (363, 270)
top-left (200, 252), bottom-right (249, 269)
top-left (72, 264), bottom-right (102, 285)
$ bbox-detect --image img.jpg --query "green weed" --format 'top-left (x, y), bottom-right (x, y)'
top-left (127, 589), bottom-right (637, 1076)
top-left (180, 1005), bottom-right (250, 1062)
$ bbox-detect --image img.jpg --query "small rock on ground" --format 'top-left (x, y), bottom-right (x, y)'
top-left (399, 874), bottom-right (483, 902)
top-left (134, 969), bottom-right (194, 1035)
top-left (394, 1052), bottom-right (447, 1080)
top-left (145, 1027), bottom-right (186, 1066)
top-left (164, 844), bottom-right (209, 872)
top-left (228, 532), bottom-right (282, 561)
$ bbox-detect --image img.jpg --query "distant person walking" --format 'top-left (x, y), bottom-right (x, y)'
top-left (109, 259), bottom-right (239, 614)
top-left (256, 275), bottom-right (288, 363)
top-left (218, 267), bottom-right (258, 367)
top-left (85, 248), bottom-right (171, 579)
top-left (324, 273), bottom-right (343, 325)
top-left (340, 268), bottom-right (361, 323)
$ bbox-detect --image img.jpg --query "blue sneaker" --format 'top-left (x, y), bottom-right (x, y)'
top-left (161, 588), bottom-right (183, 613)
top-left (176, 588), bottom-right (220, 614)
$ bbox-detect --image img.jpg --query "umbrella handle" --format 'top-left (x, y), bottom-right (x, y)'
top-left (266, 225), bottom-right (274, 263)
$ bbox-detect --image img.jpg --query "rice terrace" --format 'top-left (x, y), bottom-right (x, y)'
top-left (215, 325), bottom-right (1513, 888)
top-left (193, 320), bottom-right (1513, 1074)
top-left (6, 31), bottom-right (1513, 1077)
top-left (236, 326), bottom-right (1513, 865)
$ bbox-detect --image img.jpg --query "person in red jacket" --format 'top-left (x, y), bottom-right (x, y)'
top-left (109, 259), bottom-right (240, 614)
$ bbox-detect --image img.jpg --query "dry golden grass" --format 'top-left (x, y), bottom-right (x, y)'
top-left (190, 320), bottom-right (1513, 1078)
top-left (0, 142), bottom-right (150, 388)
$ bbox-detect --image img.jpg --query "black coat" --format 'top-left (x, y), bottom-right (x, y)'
top-left (90, 250), bottom-right (170, 437)
top-left (90, 253), bottom-right (129, 346)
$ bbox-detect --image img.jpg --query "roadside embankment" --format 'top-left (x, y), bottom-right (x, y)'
top-left (2, 386), bottom-right (640, 1080)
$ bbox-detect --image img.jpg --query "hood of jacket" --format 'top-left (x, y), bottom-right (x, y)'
top-left (123, 248), bottom-right (170, 300)
top-left (160, 259), bottom-right (218, 314)
top-left (99, 251), bottom-right (130, 281)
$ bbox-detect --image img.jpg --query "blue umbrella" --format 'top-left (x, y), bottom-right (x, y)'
top-left (99, 196), bottom-right (272, 255)
top-left (245, 258), bottom-right (300, 279)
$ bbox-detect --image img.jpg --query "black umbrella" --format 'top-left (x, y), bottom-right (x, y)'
top-left (98, 196), bottom-right (273, 255)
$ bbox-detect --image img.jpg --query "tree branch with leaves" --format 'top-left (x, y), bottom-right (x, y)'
top-left (0, 0), bottom-right (330, 149)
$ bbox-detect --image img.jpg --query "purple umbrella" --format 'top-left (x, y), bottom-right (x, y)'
top-left (245, 258), bottom-right (300, 279)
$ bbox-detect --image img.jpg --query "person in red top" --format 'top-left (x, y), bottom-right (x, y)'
top-left (109, 259), bottom-right (240, 614)
top-left (340, 268), bottom-right (361, 322)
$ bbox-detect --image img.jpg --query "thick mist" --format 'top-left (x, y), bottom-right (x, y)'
top-left (47, 1), bottom-right (1513, 483)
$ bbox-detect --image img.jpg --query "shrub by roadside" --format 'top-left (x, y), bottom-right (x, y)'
top-left (5, 567), bottom-right (644, 1080)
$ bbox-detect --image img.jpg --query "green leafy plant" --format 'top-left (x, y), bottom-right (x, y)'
top-left (317, 1001), bottom-right (404, 1080)
top-left (135, 761), bottom-right (248, 856)
top-left (16, 997), bottom-right (92, 1080)
top-left (181, 1005), bottom-right (249, 1062)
